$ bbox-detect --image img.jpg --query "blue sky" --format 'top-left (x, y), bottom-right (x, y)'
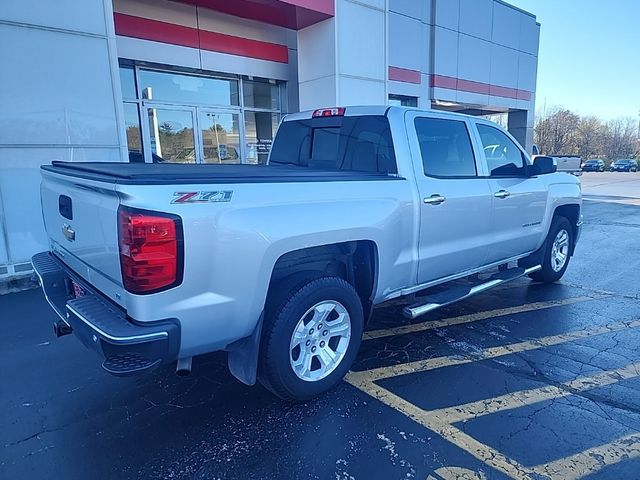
top-left (508, 0), bottom-right (640, 120)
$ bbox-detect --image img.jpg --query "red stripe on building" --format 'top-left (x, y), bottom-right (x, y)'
top-left (430, 74), bottom-right (532, 101)
top-left (388, 67), bottom-right (421, 84)
top-left (113, 13), bottom-right (289, 63)
top-left (114, 13), bottom-right (199, 49)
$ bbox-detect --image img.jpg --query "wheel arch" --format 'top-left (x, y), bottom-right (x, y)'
top-left (268, 240), bottom-right (380, 324)
top-left (552, 203), bottom-right (580, 254)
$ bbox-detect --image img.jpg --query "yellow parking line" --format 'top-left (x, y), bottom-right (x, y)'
top-left (349, 319), bottom-right (640, 383)
top-left (532, 433), bottom-right (640, 479)
top-left (364, 295), bottom-right (608, 341)
top-left (429, 362), bottom-right (640, 424)
top-left (345, 376), bottom-right (538, 479)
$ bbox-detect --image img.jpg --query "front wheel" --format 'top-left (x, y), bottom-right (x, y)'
top-left (258, 275), bottom-right (364, 401)
top-left (529, 216), bottom-right (573, 283)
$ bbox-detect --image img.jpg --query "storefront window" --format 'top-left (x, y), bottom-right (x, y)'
top-left (119, 64), bottom-right (282, 164)
top-left (199, 111), bottom-right (241, 164)
top-left (244, 112), bottom-right (280, 164)
top-left (139, 69), bottom-right (239, 106)
top-left (120, 67), bottom-right (137, 100)
top-left (147, 108), bottom-right (196, 163)
top-left (123, 103), bottom-right (143, 162)
top-left (243, 80), bottom-right (280, 110)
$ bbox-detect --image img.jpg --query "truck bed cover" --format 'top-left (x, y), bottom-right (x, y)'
top-left (42, 162), bottom-right (400, 185)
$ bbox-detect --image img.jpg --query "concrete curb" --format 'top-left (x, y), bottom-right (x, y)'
top-left (0, 274), bottom-right (39, 295)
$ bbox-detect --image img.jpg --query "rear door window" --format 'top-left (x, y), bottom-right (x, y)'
top-left (269, 115), bottom-right (397, 174)
top-left (414, 117), bottom-right (477, 177)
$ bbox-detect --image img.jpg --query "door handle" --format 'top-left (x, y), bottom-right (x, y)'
top-left (423, 194), bottom-right (446, 205)
top-left (494, 190), bottom-right (510, 199)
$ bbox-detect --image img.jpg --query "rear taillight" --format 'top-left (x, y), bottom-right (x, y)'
top-left (118, 206), bottom-right (183, 294)
top-left (312, 107), bottom-right (345, 118)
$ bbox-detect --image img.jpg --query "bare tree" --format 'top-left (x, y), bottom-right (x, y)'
top-left (534, 107), bottom-right (639, 161)
top-left (575, 116), bottom-right (604, 159)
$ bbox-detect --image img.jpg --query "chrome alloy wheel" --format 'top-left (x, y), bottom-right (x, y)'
top-left (551, 228), bottom-right (570, 272)
top-left (289, 300), bottom-right (352, 382)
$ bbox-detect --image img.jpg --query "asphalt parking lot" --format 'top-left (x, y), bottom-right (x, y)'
top-left (2, 173), bottom-right (639, 479)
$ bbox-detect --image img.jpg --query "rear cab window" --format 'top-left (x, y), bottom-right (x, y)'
top-left (269, 115), bottom-right (397, 174)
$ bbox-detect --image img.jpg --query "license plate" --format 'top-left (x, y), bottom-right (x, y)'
top-left (71, 280), bottom-right (86, 299)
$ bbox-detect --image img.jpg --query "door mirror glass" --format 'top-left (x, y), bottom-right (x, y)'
top-left (532, 155), bottom-right (557, 175)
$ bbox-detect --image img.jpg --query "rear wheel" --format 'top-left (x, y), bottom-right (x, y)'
top-left (258, 274), bottom-right (363, 401)
top-left (529, 216), bottom-right (573, 283)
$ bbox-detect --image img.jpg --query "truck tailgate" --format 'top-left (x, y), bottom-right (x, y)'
top-left (40, 168), bottom-right (124, 301)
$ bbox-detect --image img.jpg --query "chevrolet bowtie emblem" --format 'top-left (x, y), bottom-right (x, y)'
top-left (62, 224), bottom-right (75, 242)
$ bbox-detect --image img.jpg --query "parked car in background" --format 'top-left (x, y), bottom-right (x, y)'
top-left (32, 106), bottom-right (582, 401)
top-left (610, 159), bottom-right (638, 172)
top-left (582, 159), bottom-right (606, 172)
top-left (549, 155), bottom-right (581, 175)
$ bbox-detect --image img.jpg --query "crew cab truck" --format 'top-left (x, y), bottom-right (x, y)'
top-left (33, 106), bottom-right (582, 401)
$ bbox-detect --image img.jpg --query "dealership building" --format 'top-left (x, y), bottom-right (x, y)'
top-left (0, 0), bottom-right (539, 280)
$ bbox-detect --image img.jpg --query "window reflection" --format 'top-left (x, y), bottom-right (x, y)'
top-left (123, 103), bottom-right (143, 162)
top-left (199, 112), bottom-right (241, 163)
top-left (139, 70), bottom-right (239, 106)
top-left (120, 67), bottom-right (137, 100)
top-left (147, 109), bottom-right (196, 163)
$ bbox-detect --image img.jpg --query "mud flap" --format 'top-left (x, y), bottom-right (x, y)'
top-left (227, 313), bottom-right (263, 385)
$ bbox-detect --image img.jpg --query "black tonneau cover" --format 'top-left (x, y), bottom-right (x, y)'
top-left (42, 162), bottom-right (400, 185)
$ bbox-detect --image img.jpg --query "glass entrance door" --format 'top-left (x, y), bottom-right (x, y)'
top-left (144, 105), bottom-right (197, 163)
top-left (198, 110), bottom-right (242, 164)
top-left (142, 105), bottom-right (245, 164)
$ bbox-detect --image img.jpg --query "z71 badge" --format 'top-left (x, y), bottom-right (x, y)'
top-left (171, 191), bottom-right (233, 204)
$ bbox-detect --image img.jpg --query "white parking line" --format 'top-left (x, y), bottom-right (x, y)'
top-left (363, 295), bottom-right (608, 341)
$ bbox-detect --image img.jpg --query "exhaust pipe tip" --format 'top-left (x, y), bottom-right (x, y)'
top-left (175, 357), bottom-right (193, 376)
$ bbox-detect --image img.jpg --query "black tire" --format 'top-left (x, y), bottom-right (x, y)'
top-left (529, 216), bottom-right (573, 283)
top-left (258, 274), bottom-right (364, 401)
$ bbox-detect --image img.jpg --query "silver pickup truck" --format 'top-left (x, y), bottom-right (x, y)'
top-left (33, 106), bottom-right (582, 400)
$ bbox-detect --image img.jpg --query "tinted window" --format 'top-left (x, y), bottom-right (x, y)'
top-left (243, 80), bottom-right (280, 110)
top-left (415, 118), bottom-right (476, 177)
top-left (477, 124), bottom-right (527, 177)
top-left (269, 116), bottom-right (397, 174)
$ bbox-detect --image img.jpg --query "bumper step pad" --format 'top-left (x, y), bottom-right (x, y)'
top-left (103, 353), bottom-right (162, 376)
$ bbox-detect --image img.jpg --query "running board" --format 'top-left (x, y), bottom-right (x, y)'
top-left (403, 265), bottom-right (542, 319)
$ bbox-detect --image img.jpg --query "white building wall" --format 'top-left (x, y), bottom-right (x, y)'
top-left (298, 0), bottom-right (388, 110)
top-left (0, 0), bottom-right (124, 276)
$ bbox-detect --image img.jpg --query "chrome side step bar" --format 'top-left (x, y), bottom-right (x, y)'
top-left (403, 265), bottom-right (542, 320)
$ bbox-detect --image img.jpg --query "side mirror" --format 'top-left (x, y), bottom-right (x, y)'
top-left (531, 155), bottom-right (557, 175)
